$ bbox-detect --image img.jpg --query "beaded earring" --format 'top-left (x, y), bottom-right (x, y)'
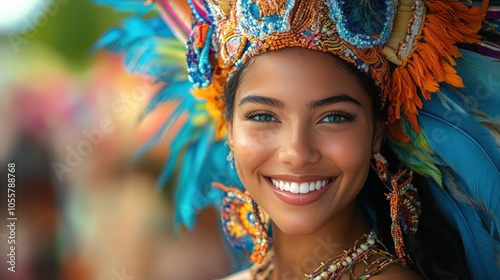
top-left (372, 153), bottom-right (421, 265)
top-left (226, 149), bottom-right (234, 169)
top-left (213, 182), bottom-right (270, 264)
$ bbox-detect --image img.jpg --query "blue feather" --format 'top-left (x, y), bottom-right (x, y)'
top-left (426, 177), bottom-right (500, 279)
top-left (418, 110), bottom-right (499, 173)
top-left (454, 50), bottom-right (500, 120)
top-left (408, 51), bottom-right (500, 278)
top-left (93, 6), bottom-right (238, 232)
top-left (92, 0), bottom-right (250, 272)
top-left (418, 109), bottom-right (500, 235)
top-left (392, 49), bottom-right (500, 279)
top-left (93, 0), bottom-right (154, 14)
top-left (93, 18), bottom-right (177, 78)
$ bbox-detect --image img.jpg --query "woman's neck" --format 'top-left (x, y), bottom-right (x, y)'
top-left (270, 201), bottom-right (371, 280)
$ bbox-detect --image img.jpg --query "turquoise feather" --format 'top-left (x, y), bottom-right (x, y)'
top-left (94, 0), bottom-right (153, 14)
top-left (391, 50), bottom-right (500, 279)
top-left (426, 177), bottom-right (500, 279)
top-left (454, 49), bottom-right (500, 120)
top-left (93, 1), bottom-right (244, 233)
top-left (418, 108), bottom-right (500, 230)
top-left (93, 17), bottom-right (179, 78)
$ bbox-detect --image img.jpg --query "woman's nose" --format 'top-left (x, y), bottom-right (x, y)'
top-left (277, 125), bottom-right (320, 167)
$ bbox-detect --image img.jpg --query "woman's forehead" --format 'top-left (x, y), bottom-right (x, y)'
top-left (236, 48), bottom-right (370, 105)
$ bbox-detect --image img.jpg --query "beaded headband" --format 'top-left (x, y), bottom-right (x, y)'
top-left (187, 0), bottom-right (392, 138)
top-left (157, 0), bottom-right (487, 140)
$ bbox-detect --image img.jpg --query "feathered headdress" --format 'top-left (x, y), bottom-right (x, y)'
top-left (94, 0), bottom-right (500, 278)
top-left (157, 0), bottom-right (490, 144)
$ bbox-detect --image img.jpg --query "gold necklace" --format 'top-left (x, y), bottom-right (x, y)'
top-left (250, 230), bottom-right (399, 280)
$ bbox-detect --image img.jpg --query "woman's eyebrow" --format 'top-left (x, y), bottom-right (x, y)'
top-left (238, 95), bottom-right (285, 108)
top-left (309, 95), bottom-right (361, 109)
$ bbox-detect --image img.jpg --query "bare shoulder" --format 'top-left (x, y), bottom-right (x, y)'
top-left (370, 263), bottom-right (423, 280)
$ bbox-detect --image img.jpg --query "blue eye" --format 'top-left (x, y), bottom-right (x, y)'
top-left (244, 111), bottom-right (279, 123)
top-left (320, 112), bottom-right (356, 123)
top-left (251, 114), bottom-right (277, 122)
top-left (321, 115), bottom-right (344, 123)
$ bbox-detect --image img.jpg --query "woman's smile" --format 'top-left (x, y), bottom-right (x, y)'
top-left (264, 175), bottom-right (337, 206)
top-left (269, 176), bottom-right (333, 194)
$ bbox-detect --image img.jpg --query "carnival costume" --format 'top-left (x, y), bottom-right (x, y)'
top-left (94, 0), bottom-right (500, 278)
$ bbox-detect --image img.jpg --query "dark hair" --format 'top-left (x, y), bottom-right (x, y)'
top-left (360, 148), bottom-right (471, 279)
top-left (223, 51), bottom-right (470, 279)
top-left (336, 57), bottom-right (471, 279)
top-left (224, 61), bottom-right (251, 122)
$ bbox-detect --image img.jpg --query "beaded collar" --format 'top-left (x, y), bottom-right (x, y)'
top-left (250, 230), bottom-right (399, 280)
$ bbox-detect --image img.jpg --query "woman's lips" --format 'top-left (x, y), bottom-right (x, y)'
top-left (266, 176), bottom-right (335, 206)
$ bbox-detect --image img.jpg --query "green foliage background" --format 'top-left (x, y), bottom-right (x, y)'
top-left (1, 0), bottom-right (125, 69)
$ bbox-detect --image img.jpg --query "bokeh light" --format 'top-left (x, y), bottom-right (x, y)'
top-left (0, 0), bottom-right (45, 33)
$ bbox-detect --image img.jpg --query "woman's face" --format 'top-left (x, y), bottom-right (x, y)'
top-left (227, 48), bottom-right (382, 235)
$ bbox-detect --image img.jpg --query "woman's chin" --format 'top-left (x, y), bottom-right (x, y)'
top-left (271, 218), bottom-right (323, 236)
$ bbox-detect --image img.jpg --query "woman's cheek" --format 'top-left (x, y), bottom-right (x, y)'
top-left (325, 130), bottom-right (372, 170)
top-left (234, 125), bottom-right (279, 156)
top-left (233, 127), bottom-right (278, 179)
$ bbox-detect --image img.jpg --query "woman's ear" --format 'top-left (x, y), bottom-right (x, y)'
top-left (372, 121), bottom-right (385, 154)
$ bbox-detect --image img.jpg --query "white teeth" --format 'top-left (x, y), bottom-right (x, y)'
top-left (270, 178), bottom-right (331, 194)
top-left (299, 182), bottom-right (309, 194)
top-left (315, 181), bottom-right (322, 190)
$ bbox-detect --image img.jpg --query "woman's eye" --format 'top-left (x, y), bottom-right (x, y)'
top-left (321, 115), bottom-right (344, 123)
top-left (251, 114), bottom-right (277, 122)
top-left (319, 112), bottom-right (356, 123)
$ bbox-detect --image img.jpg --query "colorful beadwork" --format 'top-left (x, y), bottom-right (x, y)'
top-left (213, 182), bottom-right (270, 264)
top-left (328, 0), bottom-right (397, 48)
top-left (251, 230), bottom-right (400, 280)
top-left (189, 0), bottom-right (392, 139)
top-left (373, 153), bottom-right (421, 264)
top-left (182, 0), bottom-right (488, 142)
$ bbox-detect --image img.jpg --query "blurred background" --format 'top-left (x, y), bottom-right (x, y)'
top-left (0, 1), bottom-right (232, 279)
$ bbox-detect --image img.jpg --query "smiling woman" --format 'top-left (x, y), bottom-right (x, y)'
top-left (96, 0), bottom-right (500, 279)
top-left (221, 47), bottom-right (428, 280)
top-left (225, 48), bottom-right (401, 278)
top-left (228, 48), bottom-right (378, 235)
